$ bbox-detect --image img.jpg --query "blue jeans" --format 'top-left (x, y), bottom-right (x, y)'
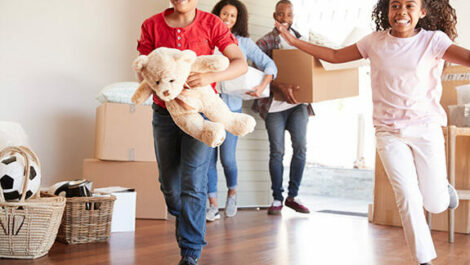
top-left (207, 107), bottom-right (241, 198)
top-left (265, 104), bottom-right (308, 201)
top-left (152, 104), bottom-right (211, 259)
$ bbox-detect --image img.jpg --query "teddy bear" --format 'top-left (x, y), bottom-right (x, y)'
top-left (131, 47), bottom-right (256, 147)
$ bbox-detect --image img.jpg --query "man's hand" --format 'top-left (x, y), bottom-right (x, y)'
top-left (275, 21), bottom-right (297, 47)
top-left (186, 72), bottom-right (214, 88)
top-left (273, 82), bottom-right (299, 104)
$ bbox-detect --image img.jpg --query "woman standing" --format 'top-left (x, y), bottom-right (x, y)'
top-left (206, 0), bottom-right (278, 221)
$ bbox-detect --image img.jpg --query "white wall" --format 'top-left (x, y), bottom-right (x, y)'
top-left (1, 0), bottom-right (469, 186)
top-left (198, 0), bottom-right (277, 41)
top-left (452, 0), bottom-right (470, 47)
top-left (0, 0), bottom-right (167, 185)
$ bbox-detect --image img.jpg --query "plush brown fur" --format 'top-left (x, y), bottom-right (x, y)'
top-left (132, 47), bottom-right (256, 147)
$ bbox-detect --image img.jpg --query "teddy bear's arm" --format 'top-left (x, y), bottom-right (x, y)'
top-left (191, 55), bottom-right (229, 73)
top-left (131, 81), bottom-right (153, 104)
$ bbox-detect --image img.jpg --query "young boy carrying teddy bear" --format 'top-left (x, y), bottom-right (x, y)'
top-left (136, 0), bottom-right (247, 264)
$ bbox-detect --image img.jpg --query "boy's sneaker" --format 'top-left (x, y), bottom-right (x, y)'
top-left (206, 205), bottom-right (220, 222)
top-left (179, 256), bottom-right (197, 265)
top-left (225, 194), bottom-right (237, 217)
top-left (448, 184), bottom-right (459, 209)
top-left (285, 197), bottom-right (310, 214)
top-left (267, 200), bottom-right (283, 215)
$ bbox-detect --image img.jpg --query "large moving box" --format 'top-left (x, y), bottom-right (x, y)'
top-left (272, 49), bottom-right (359, 103)
top-left (373, 65), bottom-right (470, 233)
top-left (95, 102), bottom-right (155, 162)
top-left (441, 65), bottom-right (470, 116)
top-left (83, 159), bottom-right (167, 219)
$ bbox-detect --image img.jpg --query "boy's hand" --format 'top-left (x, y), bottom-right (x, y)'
top-left (273, 82), bottom-right (299, 104)
top-left (186, 72), bottom-right (214, 88)
top-left (275, 21), bottom-right (297, 46)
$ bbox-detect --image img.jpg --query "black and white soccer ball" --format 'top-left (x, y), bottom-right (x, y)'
top-left (0, 154), bottom-right (41, 201)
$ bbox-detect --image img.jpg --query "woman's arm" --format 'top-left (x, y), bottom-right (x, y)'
top-left (443, 44), bottom-right (470, 67)
top-left (243, 37), bottom-right (278, 97)
top-left (275, 21), bottom-right (363, 63)
top-left (244, 37), bottom-right (278, 78)
top-left (186, 44), bottom-right (248, 87)
top-left (247, 74), bottom-right (274, 97)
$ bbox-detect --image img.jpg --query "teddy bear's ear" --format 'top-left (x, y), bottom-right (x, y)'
top-left (133, 55), bottom-right (149, 73)
top-left (174, 50), bottom-right (197, 65)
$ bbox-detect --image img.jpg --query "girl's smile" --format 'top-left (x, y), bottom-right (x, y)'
top-left (388, 0), bottom-right (426, 38)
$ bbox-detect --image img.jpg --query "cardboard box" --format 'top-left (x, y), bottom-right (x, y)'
top-left (440, 65), bottom-right (470, 116)
top-left (95, 102), bottom-right (155, 162)
top-left (94, 187), bottom-right (137, 232)
top-left (448, 104), bottom-right (470, 127)
top-left (456, 84), bottom-right (470, 105)
top-left (372, 152), bottom-right (402, 228)
top-left (272, 49), bottom-right (359, 103)
top-left (83, 159), bottom-right (167, 219)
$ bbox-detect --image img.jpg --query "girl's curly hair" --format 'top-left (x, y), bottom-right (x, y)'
top-left (371, 0), bottom-right (457, 41)
top-left (212, 0), bottom-right (249, 37)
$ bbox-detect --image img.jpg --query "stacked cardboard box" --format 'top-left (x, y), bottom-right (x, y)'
top-left (83, 102), bottom-right (167, 219)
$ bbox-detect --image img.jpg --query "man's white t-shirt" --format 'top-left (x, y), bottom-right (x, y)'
top-left (269, 28), bottom-right (307, 113)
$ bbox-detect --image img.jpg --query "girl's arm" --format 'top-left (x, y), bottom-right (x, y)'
top-left (443, 44), bottom-right (470, 67)
top-left (187, 44), bottom-right (248, 87)
top-left (275, 21), bottom-right (363, 63)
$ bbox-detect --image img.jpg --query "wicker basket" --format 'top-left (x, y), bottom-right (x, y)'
top-left (0, 146), bottom-right (66, 259)
top-left (56, 192), bottom-right (116, 244)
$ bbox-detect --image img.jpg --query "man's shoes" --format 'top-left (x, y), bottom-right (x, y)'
top-left (225, 194), bottom-right (237, 217)
top-left (206, 205), bottom-right (220, 222)
top-left (285, 197), bottom-right (310, 214)
top-left (267, 200), bottom-right (283, 215)
top-left (448, 184), bottom-right (459, 209)
top-left (179, 256), bottom-right (197, 265)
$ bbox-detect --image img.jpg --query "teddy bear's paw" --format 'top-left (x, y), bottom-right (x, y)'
top-left (131, 93), bottom-right (144, 104)
top-left (201, 122), bottom-right (226, 147)
top-left (228, 114), bottom-right (256, 136)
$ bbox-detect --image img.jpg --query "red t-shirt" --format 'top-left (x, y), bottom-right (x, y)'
top-left (137, 8), bottom-right (238, 108)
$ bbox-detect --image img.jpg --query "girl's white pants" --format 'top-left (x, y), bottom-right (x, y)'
top-left (376, 124), bottom-right (450, 264)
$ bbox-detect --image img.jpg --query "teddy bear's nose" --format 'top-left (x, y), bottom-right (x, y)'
top-left (163, 90), bottom-right (170, 97)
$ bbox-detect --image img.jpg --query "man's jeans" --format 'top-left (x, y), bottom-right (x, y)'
top-left (207, 108), bottom-right (241, 198)
top-left (265, 104), bottom-right (308, 201)
top-left (152, 104), bottom-right (212, 259)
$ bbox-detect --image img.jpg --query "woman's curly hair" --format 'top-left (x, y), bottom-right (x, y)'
top-left (371, 0), bottom-right (457, 41)
top-left (212, 0), bottom-right (249, 37)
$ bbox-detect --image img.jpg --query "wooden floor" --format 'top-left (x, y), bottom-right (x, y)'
top-left (4, 209), bottom-right (470, 265)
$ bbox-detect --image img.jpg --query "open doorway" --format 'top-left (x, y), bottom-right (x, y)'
top-left (284, 0), bottom-right (377, 216)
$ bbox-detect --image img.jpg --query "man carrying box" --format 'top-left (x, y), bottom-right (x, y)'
top-left (253, 0), bottom-right (314, 215)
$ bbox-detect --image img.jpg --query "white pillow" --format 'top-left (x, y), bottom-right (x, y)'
top-left (0, 122), bottom-right (29, 150)
top-left (96, 82), bottom-right (153, 105)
